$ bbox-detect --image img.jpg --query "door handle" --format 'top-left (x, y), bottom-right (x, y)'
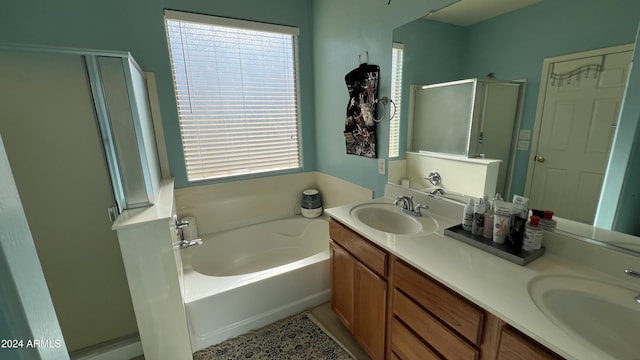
top-left (536, 156), bottom-right (545, 163)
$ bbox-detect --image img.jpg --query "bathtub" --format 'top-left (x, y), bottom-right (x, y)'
top-left (180, 215), bottom-right (331, 351)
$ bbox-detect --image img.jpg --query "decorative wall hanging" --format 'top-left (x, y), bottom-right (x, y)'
top-left (344, 62), bottom-right (380, 158)
top-left (549, 56), bottom-right (604, 86)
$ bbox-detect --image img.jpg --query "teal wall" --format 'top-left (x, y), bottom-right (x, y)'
top-left (0, 0), bottom-right (316, 189)
top-left (392, 20), bottom-right (466, 160)
top-left (312, 0), bottom-right (453, 197)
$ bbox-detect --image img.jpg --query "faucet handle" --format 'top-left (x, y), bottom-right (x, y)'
top-left (426, 171), bottom-right (441, 185)
top-left (414, 203), bottom-right (428, 215)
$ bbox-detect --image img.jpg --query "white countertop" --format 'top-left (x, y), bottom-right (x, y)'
top-left (326, 190), bottom-right (640, 360)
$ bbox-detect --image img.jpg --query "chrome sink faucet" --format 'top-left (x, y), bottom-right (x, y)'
top-left (394, 195), bottom-right (428, 217)
top-left (624, 269), bottom-right (640, 304)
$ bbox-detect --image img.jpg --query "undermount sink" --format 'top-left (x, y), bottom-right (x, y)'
top-left (349, 203), bottom-right (438, 235)
top-left (528, 275), bottom-right (640, 359)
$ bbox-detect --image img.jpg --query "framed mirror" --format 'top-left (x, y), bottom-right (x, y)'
top-left (390, 0), bottom-right (640, 254)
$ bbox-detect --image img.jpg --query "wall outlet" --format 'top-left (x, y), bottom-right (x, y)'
top-left (378, 158), bottom-right (386, 175)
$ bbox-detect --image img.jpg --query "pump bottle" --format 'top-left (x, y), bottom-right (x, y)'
top-left (462, 198), bottom-right (474, 232)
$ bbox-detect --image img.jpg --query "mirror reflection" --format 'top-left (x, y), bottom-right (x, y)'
top-left (408, 78), bottom-right (521, 196)
top-left (391, 0), bottom-right (640, 253)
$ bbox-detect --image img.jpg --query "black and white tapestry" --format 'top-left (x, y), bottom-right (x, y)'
top-left (344, 63), bottom-right (379, 158)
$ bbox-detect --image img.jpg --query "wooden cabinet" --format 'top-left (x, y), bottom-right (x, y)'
top-left (328, 217), bottom-right (563, 360)
top-left (393, 260), bottom-right (484, 345)
top-left (354, 262), bottom-right (387, 359)
top-left (391, 258), bottom-right (482, 360)
top-left (496, 324), bottom-right (563, 360)
top-left (330, 219), bottom-right (387, 360)
top-left (330, 242), bottom-right (354, 330)
top-left (388, 257), bottom-right (564, 360)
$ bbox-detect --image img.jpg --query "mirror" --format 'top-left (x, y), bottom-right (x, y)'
top-left (408, 78), bottom-right (522, 196)
top-left (391, 0), bottom-right (640, 254)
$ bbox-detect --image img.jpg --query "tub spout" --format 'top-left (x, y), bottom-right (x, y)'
top-left (178, 238), bottom-right (203, 249)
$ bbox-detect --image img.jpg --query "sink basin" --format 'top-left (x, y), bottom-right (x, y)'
top-left (528, 275), bottom-right (640, 359)
top-left (349, 203), bottom-right (438, 235)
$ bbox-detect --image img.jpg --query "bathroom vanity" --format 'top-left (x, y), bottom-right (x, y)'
top-left (326, 185), bottom-right (640, 360)
top-left (330, 219), bottom-right (559, 360)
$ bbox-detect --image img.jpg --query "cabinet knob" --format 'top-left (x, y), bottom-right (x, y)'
top-left (536, 156), bottom-right (545, 163)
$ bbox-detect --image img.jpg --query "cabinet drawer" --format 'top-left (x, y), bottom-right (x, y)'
top-left (329, 219), bottom-right (387, 277)
top-left (394, 259), bottom-right (484, 344)
top-left (391, 318), bottom-right (441, 360)
top-left (498, 326), bottom-right (563, 360)
top-left (394, 289), bottom-right (478, 360)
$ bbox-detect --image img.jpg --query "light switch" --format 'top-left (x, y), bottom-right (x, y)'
top-left (519, 130), bottom-right (532, 140)
top-left (378, 158), bottom-right (386, 175)
top-left (517, 140), bottom-right (530, 151)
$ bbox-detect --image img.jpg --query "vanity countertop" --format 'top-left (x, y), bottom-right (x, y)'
top-left (326, 192), bottom-right (640, 360)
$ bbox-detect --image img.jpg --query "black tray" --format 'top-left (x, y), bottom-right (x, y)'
top-left (444, 224), bottom-right (545, 266)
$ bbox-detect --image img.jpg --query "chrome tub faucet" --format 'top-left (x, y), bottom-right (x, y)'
top-left (174, 216), bottom-right (203, 249)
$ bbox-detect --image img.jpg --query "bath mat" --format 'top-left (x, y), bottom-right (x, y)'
top-left (193, 312), bottom-right (355, 360)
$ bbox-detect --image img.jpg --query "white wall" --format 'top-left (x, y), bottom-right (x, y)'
top-left (391, 152), bottom-right (500, 200)
top-left (174, 171), bottom-right (373, 235)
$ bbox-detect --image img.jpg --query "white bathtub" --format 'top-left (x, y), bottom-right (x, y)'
top-left (181, 215), bottom-right (331, 351)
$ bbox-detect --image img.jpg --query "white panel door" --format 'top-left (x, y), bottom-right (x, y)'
top-left (0, 50), bottom-right (137, 350)
top-left (530, 50), bottom-right (632, 223)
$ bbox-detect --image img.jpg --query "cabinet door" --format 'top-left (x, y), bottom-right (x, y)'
top-left (497, 326), bottom-right (562, 360)
top-left (354, 261), bottom-right (387, 360)
top-left (330, 241), bottom-right (354, 331)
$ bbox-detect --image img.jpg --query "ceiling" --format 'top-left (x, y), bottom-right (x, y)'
top-left (426, 0), bottom-right (544, 27)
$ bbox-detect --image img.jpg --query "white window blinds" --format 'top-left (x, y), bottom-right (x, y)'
top-left (164, 10), bottom-right (302, 181)
top-left (389, 42), bottom-right (404, 158)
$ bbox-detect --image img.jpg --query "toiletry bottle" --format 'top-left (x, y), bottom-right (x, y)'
top-left (509, 194), bottom-right (529, 249)
top-left (510, 209), bottom-right (527, 249)
top-left (493, 200), bottom-right (511, 244)
top-left (462, 198), bottom-right (474, 232)
top-left (522, 215), bottom-right (543, 251)
top-left (483, 200), bottom-right (494, 239)
top-left (540, 210), bottom-right (557, 231)
top-left (472, 198), bottom-right (485, 236)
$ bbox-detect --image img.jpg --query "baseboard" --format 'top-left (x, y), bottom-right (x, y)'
top-left (70, 335), bottom-right (143, 360)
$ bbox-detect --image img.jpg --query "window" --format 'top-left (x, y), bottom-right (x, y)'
top-left (164, 10), bottom-right (302, 181)
top-left (389, 42), bottom-right (404, 158)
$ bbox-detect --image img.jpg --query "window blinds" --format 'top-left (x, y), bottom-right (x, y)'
top-left (165, 10), bottom-right (302, 181)
top-left (390, 43), bottom-right (404, 158)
